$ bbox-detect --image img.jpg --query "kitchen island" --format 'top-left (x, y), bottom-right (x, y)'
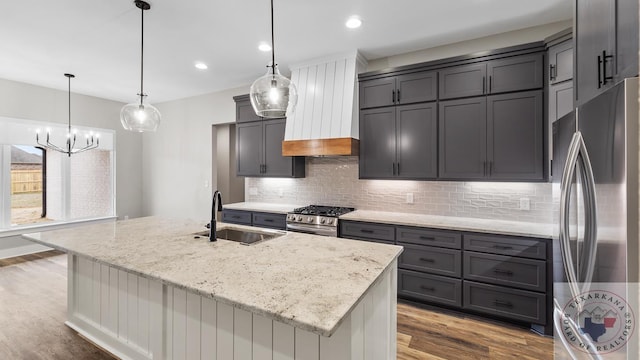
top-left (23, 217), bottom-right (402, 360)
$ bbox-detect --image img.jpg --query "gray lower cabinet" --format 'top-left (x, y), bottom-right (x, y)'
top-left (221, 209), bottom-right (286, 230)
top-left (236, 119), bottom-right (305, 178)
top-left (463, 281), bottom-right (546, 324)
top-left (339, 220), bottom-right (552, 334)
top-left (439, 91), bottom-right (544, 181)
top-left (398, 270), bottom-right (462, 307)
top-left (359, 71), bottom-right (437, 109)
top-left (360, 102), bottom-right (437, 179)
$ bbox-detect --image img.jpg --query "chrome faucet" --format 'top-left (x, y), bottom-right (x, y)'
top-left (210, 190), bottom-right (223, 242)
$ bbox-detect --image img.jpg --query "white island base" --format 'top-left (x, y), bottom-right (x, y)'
top-left (67, 254), bottom-right (398, 360)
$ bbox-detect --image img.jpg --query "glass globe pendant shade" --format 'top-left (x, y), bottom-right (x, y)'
top-left (120, 95), bottom-right (161, 132)
top-left (249, 65), bottom-right (298, 118)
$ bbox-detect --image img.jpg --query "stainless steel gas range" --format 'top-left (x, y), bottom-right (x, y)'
top-left (286, 205), bottom-right (355, 237)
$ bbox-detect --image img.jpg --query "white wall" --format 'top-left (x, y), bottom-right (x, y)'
top-left (0, 78), bottom-right (143, 219)
top-left (367, 20), bottom-right (572, 72)
top-left (142, 86), bottom-right (248, 221)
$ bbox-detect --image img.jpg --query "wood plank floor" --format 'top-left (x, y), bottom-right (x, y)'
top-left (0, 251), bottom-right (553, 359)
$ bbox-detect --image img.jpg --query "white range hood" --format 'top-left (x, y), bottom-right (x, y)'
top-left (282, 51), bottom-right (367, 156)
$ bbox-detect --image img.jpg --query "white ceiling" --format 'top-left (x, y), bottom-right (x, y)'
top-left (0, 0), bottom-right (572, 104)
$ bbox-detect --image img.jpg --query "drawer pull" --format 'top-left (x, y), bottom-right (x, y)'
top-left (264, 219), bottom-right (274, 222)
top-left (419, 257), bottom-right (435, 263)
top-left (493, 299), bottom-right (514, 308)
top-left (420, 285), bottom-right (435, 292)
top-left (493, 269), bottom-right (514, 276)
top-left (493, 245), bottom-right (513, 250)
top-left (360, 229), bottom-right (374, 234)
top-left (419, 236), bottom-right (435, 241)
top-left (232, 215), bottom-right (241, 219)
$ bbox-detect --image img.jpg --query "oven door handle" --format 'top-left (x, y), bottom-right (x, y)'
top-left (286, 223), bottom-right (337, 237)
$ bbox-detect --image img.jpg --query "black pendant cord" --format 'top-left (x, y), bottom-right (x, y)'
top-left (270, 0), bottom-right (276, 75)
top-left (139, 3), bottom-right (145, 105)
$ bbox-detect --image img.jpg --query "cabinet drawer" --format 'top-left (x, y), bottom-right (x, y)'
top-left (252, 212), bottom-right (286, 230)
top-left (399, 244), bottom-right (461, 277)
top-left (339, 221), bottom-right (395, 243)
top-left (463, 281), bottom-right (546, 325)
top-left (463, 252), bottom-right (546, 292)
top-left (399, 270), bottom-right (462, 307)
top-left (221, 210), bottom-right (252, 225)
top-left (463, 233), bottom-right (547, 260)
top-left (396, 226), bottom-right (461, 249)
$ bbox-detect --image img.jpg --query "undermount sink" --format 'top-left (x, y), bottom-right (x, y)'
top-left (194, 227), bottom-right (285, 245)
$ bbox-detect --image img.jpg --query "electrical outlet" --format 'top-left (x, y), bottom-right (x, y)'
top-left (406, 193), bottom-right (414, 204)
top-left (204, 180), bottom-right (209, 188)
top-left (249, 187), bottom-right (258, 196)
top-left (519, 198), bottom-right (530, 211)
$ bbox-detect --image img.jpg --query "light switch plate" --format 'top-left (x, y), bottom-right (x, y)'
top-left (519, 197), bottom-right (530, 211)
top-left (406, 193), bottom-right (414, 204)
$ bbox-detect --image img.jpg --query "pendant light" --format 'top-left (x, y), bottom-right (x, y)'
top-left (120, 0), bottom-right (161, 132)
top-left (249, 0), bottom-right (297, 118)
top-left (36, 74), bottom-right (99, 157)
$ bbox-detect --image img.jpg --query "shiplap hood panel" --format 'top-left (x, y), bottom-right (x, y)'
top-left (283, 51), bottom-right (367, 156)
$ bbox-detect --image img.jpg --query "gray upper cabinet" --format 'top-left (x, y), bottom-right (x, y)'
top-left (487, 91), bottom-right (544, 180)
top-left (235, 95), bottom-right (262, 123)
top-left (359, 77), bottom-right (396, 109)
top-left (360, 103), bottom-right (437, 179)
top-left (440, 91), bottom-right (544, 181)
top-left (487, 53), bottom-right (544, 94)
top-left (234, 95), bottom-right (305, 178)
top-left (548, 39), bottom-right (573, 84)
top-left (359, 107), bottom-right (396, 178)
top-left (236, 121), bottom-right (262, 176)
top-left (360, 71), bottom-right (437, 109)
top-left (439, 53), bottom-right (543, 100)
top-left (439, 97), bottom-right (487, 179)
top-left (439, 63), bottom-right (486, 100)
top-left (575, 0), bottom-right (638, 106)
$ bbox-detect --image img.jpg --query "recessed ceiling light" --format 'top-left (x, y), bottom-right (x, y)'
top-left (345, 16), bottom-right (362, 29)
top-left (258, 42), bottom-right (272, 52)
top-left (194, 62), bottom-right (208, 70)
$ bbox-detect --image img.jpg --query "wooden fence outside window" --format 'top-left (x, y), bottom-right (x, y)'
top-left (11, 169), bottom-right (43, 194)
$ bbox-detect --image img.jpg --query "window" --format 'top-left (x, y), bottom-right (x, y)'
top-left (0, 117), bottom-right (116, 230)
top-left (10, 145), bottom-right (45, 226)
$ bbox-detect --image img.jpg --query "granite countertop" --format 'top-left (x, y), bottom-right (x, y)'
top-left (340, 210), bottom-right (555, 239)
top-left (22, 216), bottom-right (402, 337)
top-left (223, 202), bottom-right (302, 214)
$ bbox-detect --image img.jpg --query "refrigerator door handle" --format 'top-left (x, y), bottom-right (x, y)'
top-left (559, 131), bottom-right (599, 296)
top-left (559, 132), bottom-right (581, 292)
top-left (575, 135), bottom-right (598, 287)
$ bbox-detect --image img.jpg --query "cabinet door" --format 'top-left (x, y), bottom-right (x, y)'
top-left (575, 0), bottom-right (615, 105)
top-left (487, 91), bottom-right (544, 181)
top-left (359, 107), bottom-right (397, 178)
top-left (487, 53), bottom-right (544, 94)
top-left (263, 119), bottom-right (291, 177)
top-left (615, 0), bottom-right (639, 81)
top-left (396, 103), bottom-right (437, 179)
top-left (236, 122), bottom-right (263, 176)
top-left (359, 77), bottom-right (395, 109)
top-left (236, 98), bottom-right (262, 123)
top-left (438, 63), bottom-right (486, 100)
top-left (396, 71), bottom-right (437, 104)
top-left (438, 97), bottom-right (487, 179)
top-left (549, 81), bottom-right (574, 123)
top-left (548, 40), bottom-right (574, 84)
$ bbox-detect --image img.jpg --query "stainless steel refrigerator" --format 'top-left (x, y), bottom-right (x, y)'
top-left (552, 78), bottom-right (639, 359)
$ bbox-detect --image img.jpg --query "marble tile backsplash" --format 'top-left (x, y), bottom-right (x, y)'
top-left (246, 157), bottom-right (556, 224)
